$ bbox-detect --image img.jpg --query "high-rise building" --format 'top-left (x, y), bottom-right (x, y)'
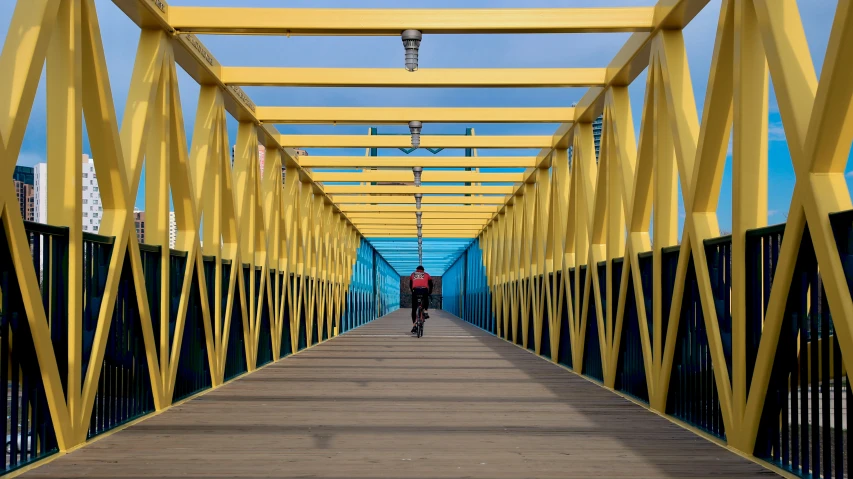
top-left (34, 156), bottom-right (102, 232)
top-left (231, 144), bottom-right (267, 175)
top-left (592, 115), bottom-right (603, 160)
top-left (133, 210), bottom-right (146, 244)
top-left (13, 165), bottom-right (35, 222)
top-left (568, 104), bottom-right (602, 167)
top-left (169, 211), bottom-right (177, 249)
top-left (81, 155), bottom-right (103, 234)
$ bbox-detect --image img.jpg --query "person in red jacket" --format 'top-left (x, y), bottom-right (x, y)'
top-left (409, 265), bottom-right (433, 334)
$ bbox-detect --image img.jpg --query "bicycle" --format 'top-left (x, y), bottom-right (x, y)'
top-left (415, 295), bottom-right (426, 338)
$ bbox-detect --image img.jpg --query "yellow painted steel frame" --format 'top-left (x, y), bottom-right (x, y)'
top-left (0, 0), bottom-right (364, 454)
top-left (478, 0), bottom-right (853, 469)
top-left (2, 0), bottom-right (853, 475)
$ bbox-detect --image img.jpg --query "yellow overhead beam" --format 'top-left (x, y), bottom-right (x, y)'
top-left (346, 212), bottom-right (494, 219)
top-left (332, 195), bottom-right (508, 205)
top-left (359, 224), bottom-right (483, 230)
top-left (256, 106), bottom-right (573, 124)
top-left (224, 68), bottom-right (605, 88)
top-left (313, 171), bottom-right (523, 183)
top-left (352, 218), bottom-right (487, 226)
top-left (482, 0), bottom-right (713, 230)
top-left (359, 232), bottom-right (477, 238)
top-left (169, 8), bottom-right (656, 35)
top-left (301, 156), bottom-right (536, 168)
top-left (340, 205), bottom-right (498, 213)
top-left (280, 135), bottom-right (552, 149)
top-left (323, 185), bottom-right (514, 195)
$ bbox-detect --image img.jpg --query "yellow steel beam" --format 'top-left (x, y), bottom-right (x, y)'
top-left (356, 224), bottom-right (480, 232)
top-left (481, 0), bottom-right (712, 232)
top-left (323, 185), bottom-right (515, 195)
top-left (169, 7), bottom-right (656, 35)
top-left (352, 218), bottom-right (487, 226)
top-left (300, 156), bottom-right (536, 168)
top-left (340, 205), bottom-right (499, 213)
top-left (359, 232), bottom-right (477, 238)
top-left (257, 106), bottom-right (573, 124)
top-left (332, 195), bottom-right (508, 205)
top-left (224, 68), bottom-right (605, 88)
top-left (345, 212), bottom-right (494, 219)
top-left (313, 171), bottom-right (523, 183)
top-left (280, 135), bottom-right (552, 149)
top-left (108, 0), bottom-right (361, 236)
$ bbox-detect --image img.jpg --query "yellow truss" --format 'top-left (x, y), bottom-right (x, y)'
top-left (3, 0), bottom-right (853, 474)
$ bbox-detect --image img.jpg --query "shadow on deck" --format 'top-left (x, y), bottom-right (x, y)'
top-left (19, 310), bottom-right (776, 478)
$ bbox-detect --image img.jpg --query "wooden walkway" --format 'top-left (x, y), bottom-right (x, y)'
top-left (22, 310), bottom-right (777, 478)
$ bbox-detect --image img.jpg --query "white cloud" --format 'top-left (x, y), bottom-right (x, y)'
top-left (768, 122), bottom-right (787, 142)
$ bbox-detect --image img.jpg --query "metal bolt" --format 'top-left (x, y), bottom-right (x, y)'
top-left (402, 30), bottom-right (422, 72)
top-left (415, 193), bottom-right (423, 209)
top-left (412, 166), bottom-right (423, 186)
top-left (408, 121), bottom-right (422, 149)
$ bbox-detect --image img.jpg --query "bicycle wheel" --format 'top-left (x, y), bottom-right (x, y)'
top-left (418, 320), bottom-right (423, 338)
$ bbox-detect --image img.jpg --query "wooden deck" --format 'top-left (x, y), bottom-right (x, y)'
top-left (22, 310), bottom-right (777, 478)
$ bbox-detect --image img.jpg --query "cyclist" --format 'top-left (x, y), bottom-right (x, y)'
top-left (409, 265), bottom-right (433, 334)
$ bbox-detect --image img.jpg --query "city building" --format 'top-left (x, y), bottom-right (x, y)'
top-left (34, 155), bottom-right (102, 233)
top-left (169, 211), bottom-right (177, 249)
top-left (133, 210), bottom-right (145, 244)
top-left (231, 144), bottom-right (267, 174)
top-left (13, 165), bottom-right (35, 221)
top-left (34, 163), bottom-right (47, 223)
top-left (81, 155), bottom-right (103, 234)
top-left (568, 103), bottom-right (603, 167)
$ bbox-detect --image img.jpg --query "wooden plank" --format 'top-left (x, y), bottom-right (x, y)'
top-left (22, 311), bottom-right (773, 478)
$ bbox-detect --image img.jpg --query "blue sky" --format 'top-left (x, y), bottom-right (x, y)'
top-left (3, 0), bottom-right (851, 262)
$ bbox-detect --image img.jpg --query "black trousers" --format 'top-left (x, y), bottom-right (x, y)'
top-left (411, 288), bottom-right (430, 322)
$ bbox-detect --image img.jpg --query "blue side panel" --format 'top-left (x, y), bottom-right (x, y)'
top-left (442, 239), bottom-right (494, 334)
top-left (340, 239), bottom-right (400, 333)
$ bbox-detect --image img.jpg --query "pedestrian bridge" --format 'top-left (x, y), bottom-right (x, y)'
top-left (1, 0), bottom-right (853, 478)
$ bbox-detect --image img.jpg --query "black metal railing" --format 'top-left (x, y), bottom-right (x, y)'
top-left (1, 223), bottom-right (61, 473)
top-left (172, 262), bottom-right (211, 403)
top-left (83, 232), bottom-right (155, 439)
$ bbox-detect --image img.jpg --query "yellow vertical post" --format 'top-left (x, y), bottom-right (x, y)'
top-left (46, 0), bottom-right (83, 428)
top-left (731, 0), bottom-right (768, 426)
top-left (651, 58), bottom-right (677, 376)
top-left (145, 53), bottom-right (171, 390)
